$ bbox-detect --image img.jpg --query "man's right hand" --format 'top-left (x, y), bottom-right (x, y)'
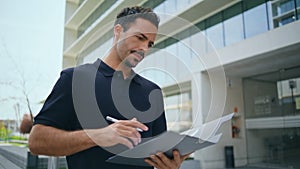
top-left (87, 118), bottom-right (148, 149)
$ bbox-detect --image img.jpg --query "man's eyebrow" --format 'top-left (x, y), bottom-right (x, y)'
top-left (138, 32), bottom-right (154, 45)
top-left (139, 33), bottom-right (148, 40)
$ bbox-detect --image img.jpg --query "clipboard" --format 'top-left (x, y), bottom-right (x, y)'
top-left (106, 131), bottom-right (221, 166)
top-left (106, 113), bottom-right (233, 166)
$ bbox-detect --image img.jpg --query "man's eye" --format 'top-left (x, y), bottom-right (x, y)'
top-left (148, 43), bottom-right (154, 48)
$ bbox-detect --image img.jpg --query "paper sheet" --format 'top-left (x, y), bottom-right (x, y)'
top-left (181, 113), bottom-right (233, 140)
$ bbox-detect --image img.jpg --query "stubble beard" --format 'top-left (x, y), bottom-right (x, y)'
top-left (123, 57), bottom-right (137, 68)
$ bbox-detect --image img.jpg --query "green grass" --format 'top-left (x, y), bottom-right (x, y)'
top-left (9, 142), bottom-right (27, 147)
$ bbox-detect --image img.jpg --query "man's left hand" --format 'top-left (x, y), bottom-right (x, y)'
top-left (144, 150), bottom-right (191, 169)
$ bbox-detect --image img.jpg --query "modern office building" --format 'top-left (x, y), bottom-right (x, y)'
top-left (63, 0), bottom-right (300, 168)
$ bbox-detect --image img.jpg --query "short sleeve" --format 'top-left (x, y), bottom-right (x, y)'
top-left (34, 69), bottom-right (78, 130)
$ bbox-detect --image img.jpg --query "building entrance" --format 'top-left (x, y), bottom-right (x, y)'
top-left (243, 66), bottom-right (300, 169)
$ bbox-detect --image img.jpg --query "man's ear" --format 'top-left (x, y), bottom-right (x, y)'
top-left (114, 24), bottom-right (123, 40)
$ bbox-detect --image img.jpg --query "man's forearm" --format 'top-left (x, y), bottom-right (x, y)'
top-left (29, 124), bottom-right (96, 156)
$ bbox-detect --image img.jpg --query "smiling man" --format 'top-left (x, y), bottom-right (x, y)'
top-left (29, 6), bottom-right (189, 169)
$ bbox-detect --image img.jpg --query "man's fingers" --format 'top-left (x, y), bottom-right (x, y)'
top-left (109, 118), bottom-right (148, 146)
top-left (159, 152), bottom-right (175, 166)
top-left (117, 136), bottom-right (134, 149)
top-left (149, 154), bottom-right (166, 168)
top-left (173, 150), bottom-right (182, 165)
top-left (112, 123), bottom-right (141, 145)
top-left (144, 158), bottom-right (158, 168)
top-left (121, 119), bottom-right (148, 131)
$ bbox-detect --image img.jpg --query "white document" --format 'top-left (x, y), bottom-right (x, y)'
top-left (181, 113), bottom-right (234, 139)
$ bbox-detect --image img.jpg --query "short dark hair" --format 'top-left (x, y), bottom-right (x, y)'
top-left (115, 6), bottom-right (160, 31)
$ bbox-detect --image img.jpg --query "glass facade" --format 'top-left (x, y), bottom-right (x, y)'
top-left (243, 66), bottom-right (300, 168)
top-left (153, 0), bottom-right (274, 54)
top-left (153, 0), bottom-right (300, 54)
top-left (79, 0), bottom-right (300, 65)
top-left (153, 0), bottom-right (199, 22)
top-left (81, 0), bottom-right (300, 66)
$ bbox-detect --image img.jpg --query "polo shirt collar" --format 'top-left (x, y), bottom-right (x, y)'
top-left (93, 59), bottom-right (143, 85)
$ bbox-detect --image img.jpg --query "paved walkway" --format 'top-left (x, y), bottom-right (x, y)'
top-left (0, 154), bottom-right (21, 169)
top-left (0, 144), bottom-right (294, 169)
top-left (0, 144), bottom-right (67, 169)
top-left (0, 144), bottom-right (26, 169)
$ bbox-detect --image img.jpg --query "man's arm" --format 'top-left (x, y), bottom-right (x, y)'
top-left (29, 119), bottom-right (148, 156)
top-left (29, 124), bottom-right (95, 156)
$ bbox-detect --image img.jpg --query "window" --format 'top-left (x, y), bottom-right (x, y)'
top-left (275, 0), bottom-right (295, 16)
top-left (224, 15), bottom-right (244, 46)
top-left (224, 3), bottom-right (244, 45)
top-left (163, 82), bottom-right (192, 132)
top-left (206, 23), bottom-right (224, 51)
top-left (272, 0), bottom-right (299, 28)
top-left (206, 13), bottom-right (224, 51)
top-left (244, 3), bottom-right (269, 38)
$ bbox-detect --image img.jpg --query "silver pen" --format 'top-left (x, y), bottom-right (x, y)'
top-left (106, 116), bottom-right (144, 132)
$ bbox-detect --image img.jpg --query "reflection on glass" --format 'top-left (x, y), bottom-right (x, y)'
top-left (177, 0), bottom-right (189, 11)
top-left (278, 0), bottom-right (295, 16)
top-left (244, 66), bottom-right (300, 169)
top-left (206, 23), bottom-right (224, 52)
top-left (244, 4), bottom-right (269, 38)
top-left (153, 2), bottom-right (166, 22)
top-left (281, 16), bottom-right (295, 26)
top-left (165, 0), bottom-right (177, 14)
top-left (177, 39), bottom-right (192, 69)
top-left (190, 31), bottom-right (207, 56)
top-left (247, 128), bottom-right (300, 168)
top-left (224, 15), bottom-right (244, 46)
top-left (164, 90), bottom-right (192, 132)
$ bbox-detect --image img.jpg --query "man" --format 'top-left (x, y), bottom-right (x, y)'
top-left (29, 6), bottom-right (190, 169)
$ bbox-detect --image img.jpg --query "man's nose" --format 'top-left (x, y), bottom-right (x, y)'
top-left (140, 41), bottom-right (149, 52)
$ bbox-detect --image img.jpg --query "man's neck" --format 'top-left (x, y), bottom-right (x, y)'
top-left (103, 53), bottom-right (132, 79)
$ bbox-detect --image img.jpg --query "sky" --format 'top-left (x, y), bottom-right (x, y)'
top-left (0, 0), bottom-right (66, 120)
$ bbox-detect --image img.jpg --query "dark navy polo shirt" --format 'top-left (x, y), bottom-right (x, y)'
top-left (34, 59), bottom-right (167, 169)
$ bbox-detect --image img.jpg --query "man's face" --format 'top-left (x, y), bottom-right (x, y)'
top-left (115, 18), bottom-right (158, 68)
